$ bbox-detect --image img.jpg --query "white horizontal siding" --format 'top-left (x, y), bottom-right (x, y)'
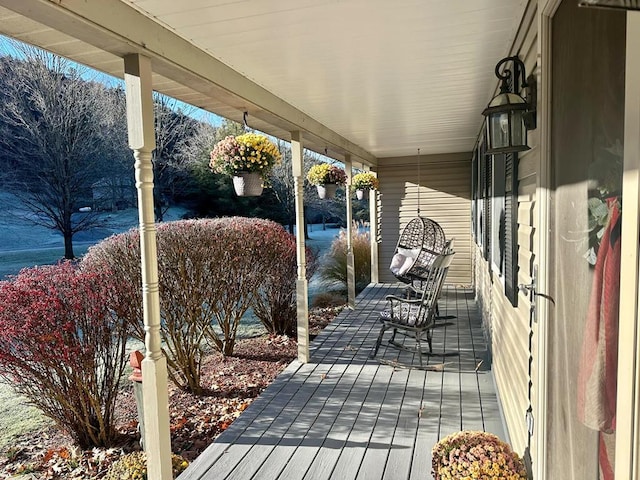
top-left (474, 0), bottom-right (538, 460)
top-left (377, 152), bottom-right (472, 286)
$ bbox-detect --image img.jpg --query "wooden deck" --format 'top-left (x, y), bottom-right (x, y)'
top-left (179, 284), bottom-right (505, 480)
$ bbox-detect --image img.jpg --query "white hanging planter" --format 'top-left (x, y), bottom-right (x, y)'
top-left (232, 172), bottom-right (263, 196)
top-left (317, 183), bottom-right (338, 199)
top-left (355, 189), bottom-right (367, 200)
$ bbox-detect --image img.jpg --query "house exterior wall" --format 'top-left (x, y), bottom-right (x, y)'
top-left (473, 0), bottom-right (539, 465)
top-left (475, 4), bottom-right (640, 479)
top-left (377, 152), bottom-right (472, 286)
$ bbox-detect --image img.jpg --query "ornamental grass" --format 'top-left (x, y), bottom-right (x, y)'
top-left (319, 225), bottom-right (371, 295)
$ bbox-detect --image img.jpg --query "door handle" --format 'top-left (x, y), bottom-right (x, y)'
top-left (519, 266), bottom-right (556, 314)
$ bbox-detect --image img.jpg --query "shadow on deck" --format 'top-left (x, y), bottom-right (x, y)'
top-left (179, 284), bottom-right (505, 480)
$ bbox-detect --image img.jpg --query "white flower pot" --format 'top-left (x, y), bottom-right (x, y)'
top-left (317, 183), bottom-right (338, 199)
top-left (232, 172), bottom-right (263, 196)
top-left (355, 189), bottom-right (367, 200)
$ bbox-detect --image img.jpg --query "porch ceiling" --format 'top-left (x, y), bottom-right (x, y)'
top-left (0, 0), bottom-right (527, 165)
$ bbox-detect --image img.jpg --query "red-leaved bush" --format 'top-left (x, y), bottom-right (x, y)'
top-left (82, 217), bottom-right (313, 394)
top-left (251, 221), bottom-right (317, 336)
top-left (0, 262), bottom-right (129, 448)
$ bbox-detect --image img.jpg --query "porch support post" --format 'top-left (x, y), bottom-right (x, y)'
top-left (616, 11), bottom-right (640, 480)
top-left (344, 155), bottom-right (356, 308)
top-left (368, 169), bottom-right (379, 283)
top-left (291, 131), bottom-right (309, 363)
top-left (124, 54), bottom-right (173, 480)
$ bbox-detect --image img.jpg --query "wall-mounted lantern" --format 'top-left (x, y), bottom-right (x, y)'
top-left (482, 56), bottom-right (536, 155)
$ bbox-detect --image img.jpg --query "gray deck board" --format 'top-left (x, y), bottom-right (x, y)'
top-left (382, 368), bottom-right (425, 480)
top-left (179, 285), bottom-right (506, 480)
top-left (355, 367), bottom-right (410, 480)
top-left (295, 364), bottom-right (377, 480)
top-left (320, 365), bottom-right (393, 479)
top-left (408, 371), bottom-right (442, 480)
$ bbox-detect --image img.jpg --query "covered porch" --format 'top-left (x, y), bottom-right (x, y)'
top-left (180, 284), bottom-right (505, 479)
top-left (0, 1), bottom-right (520, 474)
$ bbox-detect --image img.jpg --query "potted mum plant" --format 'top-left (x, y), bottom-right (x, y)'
top-left (352, 172), bottom-right (379, 200)
top-left (209, 133), bottom-right (282, 196)
top-left (432, 431), bottom-right (527, 480)
top-left (306, 163), bottom-right (347, 199)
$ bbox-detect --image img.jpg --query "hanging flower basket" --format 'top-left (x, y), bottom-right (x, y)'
top-left (352, 172), bottom-right (379, 201)
top-left (232, 171), bottom-right (263, 196)
top-left (209, 133), bottom-right (282, 196)
top-left (317, 183), bottom-right (339, 199)
top-left (306, 163), bottom-right (347, 200)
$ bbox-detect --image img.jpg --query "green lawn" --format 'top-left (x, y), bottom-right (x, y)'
top-left (0, 244), bottom-right (92, 279)
top-left (0, 382), bottom-right (52, 450)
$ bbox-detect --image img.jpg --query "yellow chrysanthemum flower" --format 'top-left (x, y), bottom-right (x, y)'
top-left (209, 133), bottom-right (281, 179)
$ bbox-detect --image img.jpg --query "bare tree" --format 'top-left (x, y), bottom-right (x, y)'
top-left (178, 120), bottom-right (220, 165)
top-left (152, 93), bottom-right (201, 221)
top-left (269, 140), bottom-right (324, 234)
top-left (93, 87), bottom-right (135, 210)
top-left (0, 46), bottom-right (130, 258)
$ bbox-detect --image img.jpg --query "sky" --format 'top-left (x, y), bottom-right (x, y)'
top-left (0, 34), bottom-right (224, 127)
top-left (0, 34), bottom-right (344, 165)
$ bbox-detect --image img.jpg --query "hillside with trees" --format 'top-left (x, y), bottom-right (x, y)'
top-left (0, 43), bottom-right (356, 259)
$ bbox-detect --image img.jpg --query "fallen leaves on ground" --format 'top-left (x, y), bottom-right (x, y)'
top-left (0, 306), bottom-right (343, 479)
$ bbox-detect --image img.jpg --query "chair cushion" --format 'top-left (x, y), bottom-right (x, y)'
top-left (389, 253), bottom-right (406, 274)
top-left (397, 247), bottom-right (421, 258)
top-left (394, 247), bottom-right (421, 276)
top-left (380, 304), bottom-right (421, 326)
top-left (397, 256), bottom-right (416, 276)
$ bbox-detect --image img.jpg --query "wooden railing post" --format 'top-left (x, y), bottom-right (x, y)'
top-left (124, 53), bottom-right (172, 480)
top-left (345, 155), bottom-right (356, 308)
top-left (291, 131), bottom-right (309, 363)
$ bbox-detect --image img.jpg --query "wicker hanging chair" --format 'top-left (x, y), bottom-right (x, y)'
top-left (389, 217), bottom-right (447, 283)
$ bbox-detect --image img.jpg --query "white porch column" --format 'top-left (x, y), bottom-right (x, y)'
top-left (368, 169), bottom-right (380, 283)
top-left (124, 54), bottom-right (173, 480)
top-left (291, 131), bottom-right (309, 363)
top-left (344, 155), bottom-right (356, 308)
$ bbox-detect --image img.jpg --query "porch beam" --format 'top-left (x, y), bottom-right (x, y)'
top-left (292, 131), bottom-right (310, 363)
top-left (124, 53), bottom-right (172, 480)
top-left (0, 0), bottom-right (376, 167)
top-left (345, 155), bottom-right (356, 309)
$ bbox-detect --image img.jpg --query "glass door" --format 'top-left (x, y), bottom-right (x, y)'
top-left (547, 1), bottom-right (625, 478)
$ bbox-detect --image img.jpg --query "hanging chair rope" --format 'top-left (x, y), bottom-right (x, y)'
top-left (387, 148), bottom-right (452, 283)
top-left (417, 148), bottom-right (421, 216)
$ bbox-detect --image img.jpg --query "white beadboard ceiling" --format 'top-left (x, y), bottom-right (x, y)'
top-left (0, 0), bottom-right (527, 164)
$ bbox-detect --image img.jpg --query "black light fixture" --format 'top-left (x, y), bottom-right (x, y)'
top-left (482, 55), bottom-right (535, 155)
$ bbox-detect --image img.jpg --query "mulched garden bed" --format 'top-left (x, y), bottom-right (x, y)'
top-left (0, 306), bottom-right (343, 479)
